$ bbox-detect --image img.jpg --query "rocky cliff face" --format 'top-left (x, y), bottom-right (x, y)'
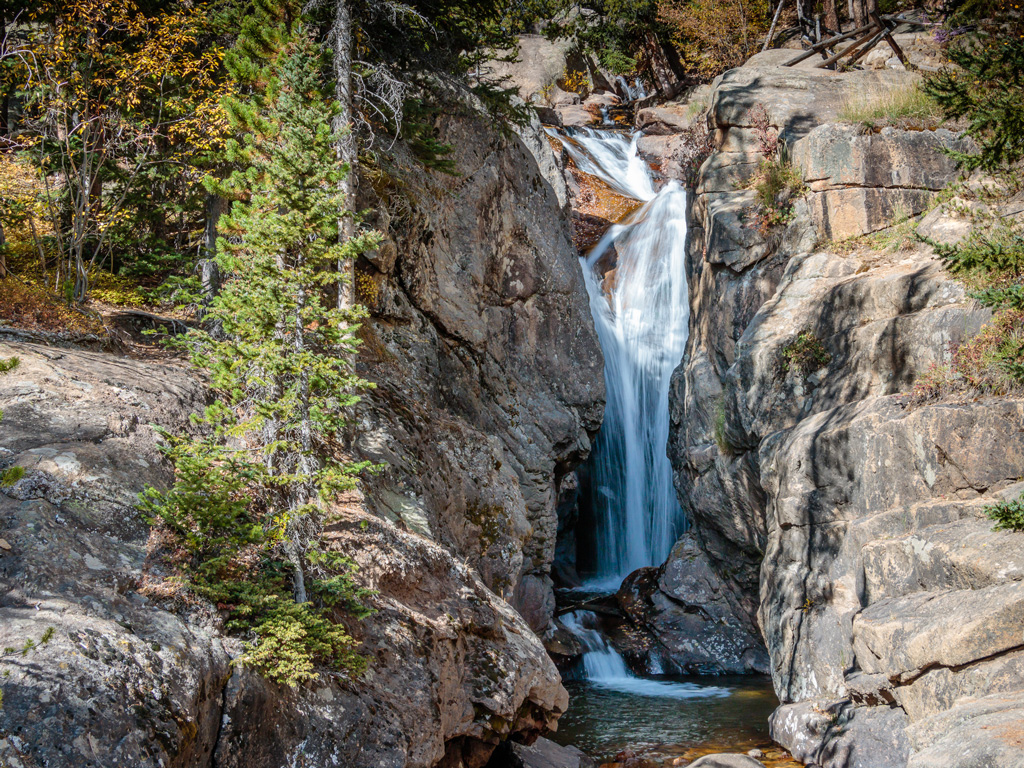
top-left (668, 56), bottom-right (1024, 767)
top-left (353, 107), bottom-right (604, 637)
top-left (0, 105), bottom-right (602, 768)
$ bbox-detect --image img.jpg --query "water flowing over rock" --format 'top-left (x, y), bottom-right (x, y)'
top-left (581, 182), bottom-right (690, 580)
top-left (668, 54), bottom-right (1024, 768)
top-left (548, 128), bottom-right (689, 584)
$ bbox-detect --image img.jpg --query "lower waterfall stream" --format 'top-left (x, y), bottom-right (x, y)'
top-left (545, 128), bottom-right (794, 767)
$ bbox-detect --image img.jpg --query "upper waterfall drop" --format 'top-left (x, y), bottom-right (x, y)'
top-left (545, 127), bottom-right (656, 202)
top-left (558, 128), bottom-right (690, 584)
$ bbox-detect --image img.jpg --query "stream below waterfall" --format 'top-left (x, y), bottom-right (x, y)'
top-left (546, 127), bottom-right (797, 768)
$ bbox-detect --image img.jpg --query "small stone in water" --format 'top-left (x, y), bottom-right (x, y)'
top-left (747, 749), bottom-right (764, 759)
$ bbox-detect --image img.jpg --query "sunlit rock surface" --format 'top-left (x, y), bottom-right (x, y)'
top-left (667, 56), bottom-right (1024, 767)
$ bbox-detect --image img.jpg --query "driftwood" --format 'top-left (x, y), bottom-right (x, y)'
top-left (871, 11), bottom-right (909, 66)
top-left (782, 21), bottom-right (876, 66)
top-left (554, 594), bottom-right (622, 619)
top-left (0, 325), bottom-right (110, 348)
top-left (762, 0), bottom-right (788, 52)
top-left (814, 25), bottom-right (883, 68)
top-left (103, 309), bottom-right (192, 334)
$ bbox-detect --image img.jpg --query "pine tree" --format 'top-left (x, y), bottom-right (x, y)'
top-left (142, 14), bottom-right (378, 687)
top-left (924, 36), bottom-right (1024, 172)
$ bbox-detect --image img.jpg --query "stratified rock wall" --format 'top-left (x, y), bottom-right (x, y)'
top-left (668, 57), bottom-right (1024, 767)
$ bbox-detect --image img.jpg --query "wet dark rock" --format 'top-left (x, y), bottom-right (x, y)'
top-left (687, 754), bottom-right (768, 767)
top-left (488, 737), bottom-right (596, 768)
top-left (611, 534), bottom-right (768, 675)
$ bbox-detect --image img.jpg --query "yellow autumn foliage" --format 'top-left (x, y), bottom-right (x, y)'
top-left (657, 0), bottom-right (772, 78)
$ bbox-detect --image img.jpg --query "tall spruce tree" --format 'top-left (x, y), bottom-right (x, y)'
top-left (142, 9), bottom-right (377, 687)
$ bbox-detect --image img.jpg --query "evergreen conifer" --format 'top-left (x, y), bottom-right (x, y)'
top-left (142, 6), bottom-right (377, 687)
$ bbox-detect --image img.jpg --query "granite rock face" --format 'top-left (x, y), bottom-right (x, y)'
top-left (0, 105), bottom-right (600, 768)
top-left (0, 342), bottom-right (569, 768)
top-left (668, 56), bottom-right (1024, 767)
top-left (354, 107), bottom-right (604, 638)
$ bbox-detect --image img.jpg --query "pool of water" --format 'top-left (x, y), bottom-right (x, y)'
top-left (549, 675), bottom-right (800, 767)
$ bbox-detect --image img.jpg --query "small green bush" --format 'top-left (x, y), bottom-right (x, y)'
top-left (923, 35), bottom-right (1024, 172)
top-left (749, 158), bottom-right (803, 235)
top-left (0, 357), bottom-right (20, 374)
top-left (781, 332), bottom-right (831, 376)
top-left (986, 493), bottom-right (1024, 532)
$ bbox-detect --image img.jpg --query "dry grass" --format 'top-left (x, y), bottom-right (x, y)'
top-left (838, 82), bottom-right (945, 130)
top-left (0, 277), bottom-right (105, 335)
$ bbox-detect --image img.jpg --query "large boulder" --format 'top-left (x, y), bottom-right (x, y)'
top-left (612, 534), bottom-right (769, 675)
top-left (482, 35), bottom-right (578, 105)
top-left (0, 342), bottom-right (569, 768)
top-left (688, 756), bottom-right (767, 768)
top-left (489, 736), bottom-right (596, 768)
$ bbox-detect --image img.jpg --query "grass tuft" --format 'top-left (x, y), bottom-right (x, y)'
top-left (838, 82), bottom-right (945, 130)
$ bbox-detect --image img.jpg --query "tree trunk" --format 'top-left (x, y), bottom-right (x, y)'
top-left (643, 32), bottom-right (678, 98)
top-left (200, 192), bottom-right (226, 327)
top-left (332, 0), bottom-right (357, 312)
top-left (851, 0), bottom-right (877, 28)
top-left (823, 0), bottom-right (840, 34)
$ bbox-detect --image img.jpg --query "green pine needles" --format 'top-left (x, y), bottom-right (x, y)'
top-left (931, 229), bottom-right (1024, 312)
top-left (986, 493), bottom-right (1024, 532)
top-left (142, 10), bottom-right (378, 687)
top-left (913, 21), bottom-right (1024, 395)
top-left (923, 35), bottom-right (1024, 173)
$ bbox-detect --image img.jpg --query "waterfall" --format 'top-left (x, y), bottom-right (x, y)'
top-left (553, 128), bottom-right (689, 583)
top-left (544, 127), bottom-right (655, 202)
top-left (561, 611), bottom-right (632, 681)
top-left (614, 76), bottom-right (648, 102)
top-left (561, 611), bottom-right (730, 699)
top-left (615, 75), bottom-right (634, 100)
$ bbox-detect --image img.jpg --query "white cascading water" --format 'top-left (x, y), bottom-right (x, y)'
top-left (549, 127), bottom-right (729, 701)
top-left (583, 184), bottom-right (690, 581)
top-left (561, 611), bottom-right (728, 698)
top-left (614, 75), bottom-right (648, 102)
top-left (545, 127), bottom-right (656, 202)
top-left (551, 127), bottom-right (689, 583)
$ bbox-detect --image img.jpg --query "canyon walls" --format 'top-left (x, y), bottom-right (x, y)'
top-left (669, 53), bottom-right (1024, 767)
top-left (0, 104), bottom-right (603, 768)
